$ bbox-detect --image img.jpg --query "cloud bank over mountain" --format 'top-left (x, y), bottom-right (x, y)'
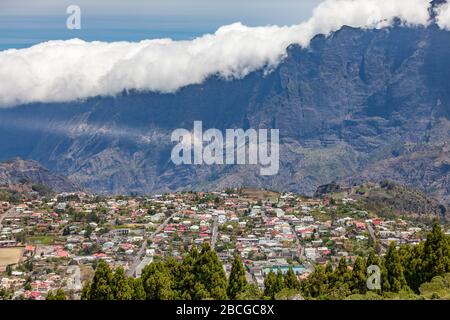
top-left (436, 1), bottom-right (450, 29)
top-left (0, 0), bottom-right (447, 107)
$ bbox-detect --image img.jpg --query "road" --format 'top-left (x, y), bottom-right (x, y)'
top-left (66, 265), bottom-right (82, 291)
top-left (127, 212), bottom-right (177, 277)
top-left (367, 222), bottom-right (376, 243)
top-left (210, 216), bottom-right (219, 250)
top-left (0, 208), bottom-right (14, 231)
top-left (289, 220), bottom-right (304, 259)
top-left (135, 255), bottom-right (153, 278)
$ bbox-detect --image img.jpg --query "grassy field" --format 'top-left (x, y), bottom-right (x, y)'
top-left (27, 235), bottom-right (54, 245)
top-left (0, 247), bottom-right (24, 266)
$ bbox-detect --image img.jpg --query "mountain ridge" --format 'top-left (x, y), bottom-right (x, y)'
top-left (0, 24), bottom-right (448, 203)
top-left (0, 158), bottom-right (81, 194)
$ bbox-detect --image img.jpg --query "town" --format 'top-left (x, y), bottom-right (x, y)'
top-left (0, 187), bottom-right (447, 300)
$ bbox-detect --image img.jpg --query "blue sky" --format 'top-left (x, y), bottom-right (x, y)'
top-left (0, 0), bottom-right (321, 50)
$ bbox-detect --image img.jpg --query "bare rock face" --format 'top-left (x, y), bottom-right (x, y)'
top-left (0, 24), bottom-right (449, 206)
top-left (0, 158), bottom-right (80, 193)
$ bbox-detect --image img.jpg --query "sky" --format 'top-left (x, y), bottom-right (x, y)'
top-left (0, 0), bottom-right (322, 50)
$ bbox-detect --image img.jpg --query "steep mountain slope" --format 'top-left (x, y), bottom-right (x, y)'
top-left (0, 158), bottom-right (80, 194)
top-left (316, 181), bottom-right (447, 221)
top-left (345, 142), bottom-right (450, 204)
top-left (0, 24), bottom-right (449, 201)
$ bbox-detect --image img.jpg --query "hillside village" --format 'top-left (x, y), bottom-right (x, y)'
top-left (0, 187), bottom-right (447, 300)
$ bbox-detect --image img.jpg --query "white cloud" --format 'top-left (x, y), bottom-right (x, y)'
top-left (0, 0), bottom-right (437, 107)
top-left (435, 1), bottom-right (450, 29)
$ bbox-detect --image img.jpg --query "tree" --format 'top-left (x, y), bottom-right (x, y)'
top-left (83, 260), bottom-right (114, 300)
top-left (62, 226), bottom-right (71, 236)
top-left (24, 260), bottom-right (33, 272)
top-left (331, 257), bottom-right (351, 287)
top-left (87, 212), bottom-right (99, 223)
top-left (284, 267), bottom-right (300, 290)
top-left (236, 283), bottom-right (262, 300)
top-left (192, 243), bottom-right (228, 299)
top-left (383, 242), bottom-right (409, 293)
top-left (84, 225), bottom-right (93, 238)
top-left (275, 269), bottom-right (285, 293)
top-left (325, 262), bottom-right (334, 287)
top-left (351, 257), bottom-right (367, 294)
top-left (6, 264), bottom-right (12, 276)
top-left (325, 262), bottom-right (333, 275)
top-left (399, 243), bottom-right (423, 292)
top-left (81, 281), bottom-right (91, 300)
top-left (380, 259), bottom-right (390, 293)
top-left (420, 224), bottom-right (450, 285)
top-left (326, 257), bottom-right (352, 298)
top-left (129, 278), bottom-right (146, 300)
top-left (143, 269), bottom-right (175, 300)
top-left (111, 267), bottom-right (132, 300)
top-left (399, 225), bottom-right (450, 293)
top-left (46, 291), bottom-right (54, 300)
top-left (264, 271), bottom-right (277, 299)
top-left (301, 265), bottom-right (328, 298)
top-left (177, 246), bottom-right (208, 299)
top-left (366, 251), bottom-right (380, 268)
top-left (24, 276), bottom-right (32, 291)
top-left (54, 289), bottom-right (67, 300)
top-left (0, 288), bottom-right (11, 300)
top-left (141, 262), bottom-right (175, 300)
top-left (46, 289), bottom-right (66, 300)
top-left (227, 254), bottom-right (248, 299)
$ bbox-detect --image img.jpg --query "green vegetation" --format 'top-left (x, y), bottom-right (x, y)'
top-left (419, 273), bottom-right (450, 299)
top-left (263, 268), bottom-right (301, 299)
top-left (31, 184), bottom-right (54, 197)
top-left (0, 189), bottom-right (22, 204)
top-left (27, 235), bottom-right (54, 245)
top-left (0, 288), bottom-right (12, 300)
top-left (82, 243), bottom-right (255, 300)
top-left (80, 225), bottom-right (449, 300)
top-left (6, 264), bottom-right (12, 276)
top-left (361, 181), bottom-right (445, 221)
top-left (81, 261), bottom-right (133, 300)
top-left (46, 289), bottom-right (67, 300)
top-left (299, 224), bottom-right (450, 299)
top-left (227, 254), bottom-right (248, 299)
